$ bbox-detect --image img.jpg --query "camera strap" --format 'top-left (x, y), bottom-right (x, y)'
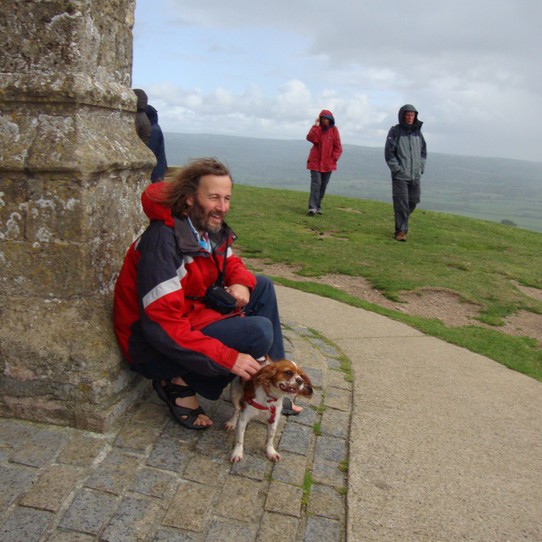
top-left (186, 238), bottom-right (230, 301)
top-left (210, 239), bottom-right (228, 287)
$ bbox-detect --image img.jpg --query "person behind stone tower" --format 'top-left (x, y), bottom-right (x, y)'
top-left (305, 109), bottom-right (342, 216)
top-left (133, 88), bottom-right (151, 145)
top-left (145, 104), bottom-right (168, 182)
top-left (384, 104), bottom-right (427, 242)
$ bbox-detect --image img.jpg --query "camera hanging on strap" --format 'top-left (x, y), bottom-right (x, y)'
top-left (187, 243), bottom-right (237, 314)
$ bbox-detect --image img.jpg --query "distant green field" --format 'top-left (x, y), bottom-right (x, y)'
top-left (227, 184), bottom-right (542, 382)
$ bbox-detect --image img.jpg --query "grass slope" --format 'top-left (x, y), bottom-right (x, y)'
top-left (228, 185), bottom-right (542, 382)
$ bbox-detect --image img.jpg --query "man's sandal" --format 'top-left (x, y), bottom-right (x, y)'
top-left (152, 380), bottom-right (210, 430)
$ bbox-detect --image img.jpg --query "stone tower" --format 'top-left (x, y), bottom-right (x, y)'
top-left (0, 0), bottom-right (155, 431)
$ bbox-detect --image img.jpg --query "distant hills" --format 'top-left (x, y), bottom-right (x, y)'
top-left (164, 133), bottom-right (542, 233)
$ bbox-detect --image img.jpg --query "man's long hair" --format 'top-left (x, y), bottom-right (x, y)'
top-left (158, 157), bottom-right (232, 217)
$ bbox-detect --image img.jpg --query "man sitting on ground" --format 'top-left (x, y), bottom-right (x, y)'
top-left (113, 157), bottom-right (298, 429)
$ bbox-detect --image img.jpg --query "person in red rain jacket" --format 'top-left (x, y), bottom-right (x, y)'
top-left (113, 158), bottom-right (286, 429)
top-left (305, 109), bottom-right (342, 215)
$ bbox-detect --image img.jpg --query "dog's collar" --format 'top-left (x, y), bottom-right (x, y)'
top-left (246, 396), bottom-right (278, 424)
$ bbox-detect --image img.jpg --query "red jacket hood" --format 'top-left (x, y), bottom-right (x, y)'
top-left (319, 109), bottom-right (334, 119)
top-left (141, 181), bottom-right (174, 227)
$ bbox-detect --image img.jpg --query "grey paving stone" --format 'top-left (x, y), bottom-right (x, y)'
top-left (308, 484), bottom-right (345, 520)
top-left (20, 464), bottom-right (82, 512)
top-left (113, 421), bottom-right (162, 453)
top-left (271, 452), bottom-right (307, 485)
top-left (278, 422), bottom-right (313, 456)
top-left (264, 481), bottom-right (303, 518)
top-left (215, 476), bottom-right (265, 523)
top-left (0, 464), bottom-right (38, 510)
top-left (288, 406), bottom-right (317, 428)
top-left (101, 494), bottom-right (163, 542)
top-left (162, 480), bottom-right (216, 532)
top-left (308, 337), bottom-right (327, 349)
top-left (161, 420), bottom-right (202, 446)
top-left (0, 420), bottom-right (35, 450)
top-left (131, 466), bottom-right (178, 499)
top-left (229, 452), bottom-right (272, 481)
top-left (152, 528), bottom-right (202, 541)
top-left (0, 506), bottom-right (54, 542)
top-left (131, 402), bottom-right (169, 426)
top-left (307, 389), bottom-right (323, 408)
top-left (183, 455), bottom-right (229, 485)
top-left (59, 488), bottom-right (118, 535)
top-left (57, 433), bottom-right (107, 467)
top-left (304, 515), bottom-right (342, 541)
top-left (85, 449), bottom-right (141, 495)
top-left (309, 340), bottom-right (341, 359)
top-left (147, 436), bottom-right (192, 472)
top-left (205, 519), bottom-right (258, 542)
top-left (314, 435), bottom-right (347, 463)
top-left (194, 426), bottom-right (233, 460)
top-left (287, 324), bottom-right (314, 338)
top-left (324, 387), bottom-right (351, 412)
top-left (9, 427), bottom-right (68, 468)
top-left (256, 512), bottom-right (301, 542)
top-left (320, 408), bottom-right (350, 439)
top-left (325, 356), bottom-right (342, 370)
top-left (302, 367), bottom-right (324, 389)
top-left (327, 370), bottom-right (352, 391)
top-left (311, 458), bottom-right (347, 489)
top-left (46, 531), bottom-right (95, 541)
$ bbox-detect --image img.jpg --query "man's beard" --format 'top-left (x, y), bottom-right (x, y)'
top-left (189, 200), bottom-right (225, 234)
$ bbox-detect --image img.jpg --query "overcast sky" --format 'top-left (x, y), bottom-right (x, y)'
top-left (132, 0), bottom-right (541, 162)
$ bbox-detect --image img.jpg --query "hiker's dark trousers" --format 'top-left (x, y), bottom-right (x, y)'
top-left (308, 170), bottom-right (332, 210)
top-left (392, 177), bottom-right (421, 233)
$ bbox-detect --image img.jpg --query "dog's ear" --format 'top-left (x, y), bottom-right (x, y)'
top-left (253, 363), bottom-right (276, 393)
top-left (298, 369), bottom-right (313, 398)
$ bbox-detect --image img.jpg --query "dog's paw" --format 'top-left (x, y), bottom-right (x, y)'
top-left (224, 420), bottom-right (236, 432)
top-left (230, 444), bottom-right (244, 463)
top-left (266, 448), bottom-right (281, 462)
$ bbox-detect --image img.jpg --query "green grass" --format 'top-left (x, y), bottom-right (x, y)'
top-left (228, 185), bottom-right (542, 382)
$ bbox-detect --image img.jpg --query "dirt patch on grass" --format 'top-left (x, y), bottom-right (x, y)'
top-left (243, 257), bottom-right (542, 344)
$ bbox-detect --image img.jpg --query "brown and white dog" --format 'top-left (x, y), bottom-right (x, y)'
top-left (225, 358), bottom-right (313, 463)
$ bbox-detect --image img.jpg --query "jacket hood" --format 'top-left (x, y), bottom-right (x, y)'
top-left (133, 89), bottom-right (148, 112)
top-left (398, 104), bottom-right (423, 129)
top-left (141, 181), bottom-right (174, 227)
top-left (319, 109), bottom-right (335, 127)
top-left (145, 104), bottom-right (159, 125)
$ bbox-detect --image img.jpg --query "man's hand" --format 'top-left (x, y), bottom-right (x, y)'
top-left (231, 353), bottom-right (261, 381)
top-left (225, 284), bottom-right (250, 308)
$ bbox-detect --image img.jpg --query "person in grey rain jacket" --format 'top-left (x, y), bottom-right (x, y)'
top-left (385, 104), bottom-right (427, 241)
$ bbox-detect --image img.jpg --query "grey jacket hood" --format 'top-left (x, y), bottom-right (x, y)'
top-left (398, 104), bottom-right (423, 130)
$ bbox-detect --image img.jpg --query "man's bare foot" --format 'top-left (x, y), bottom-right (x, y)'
top-left (169, 377), bottom-right (213, 427)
